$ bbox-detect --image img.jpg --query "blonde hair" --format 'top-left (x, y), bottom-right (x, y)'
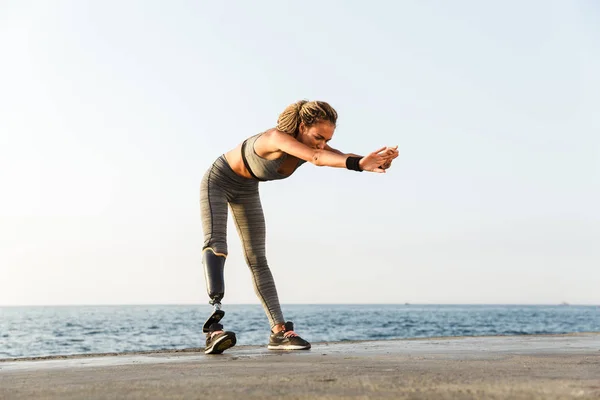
top-left (276, 100), bottom-right (338, 136)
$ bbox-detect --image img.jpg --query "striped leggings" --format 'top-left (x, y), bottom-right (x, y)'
top-left (200, 155), bottom-right (284, 328)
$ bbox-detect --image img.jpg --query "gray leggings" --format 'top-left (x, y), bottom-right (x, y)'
top-left (200, 155), bottom-right (284, 328)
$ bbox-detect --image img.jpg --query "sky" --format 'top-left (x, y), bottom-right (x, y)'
top-left (1, 0), bottom-right (598, 306)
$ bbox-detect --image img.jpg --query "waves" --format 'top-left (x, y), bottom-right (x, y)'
top-left (1, 304), bottom-right (598, 359)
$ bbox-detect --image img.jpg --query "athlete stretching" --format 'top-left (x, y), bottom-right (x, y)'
top-left (200, 100), bottom-right (399, 354)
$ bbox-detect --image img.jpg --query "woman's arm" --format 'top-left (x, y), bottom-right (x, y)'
top-left (324, 143), bottom-right (363, 158)
top-left (325, 143), bottom-right (399, 170)
top-left (267, 131), bottom-right (348, 167)
top-left (268, 131), bottom-right (393, 172)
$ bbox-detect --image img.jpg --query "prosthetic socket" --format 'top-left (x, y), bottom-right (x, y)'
top-left (203, 248), bottom-right (225, 306)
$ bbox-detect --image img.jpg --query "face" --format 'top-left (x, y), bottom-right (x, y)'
top-left (298, 121), bottom-right (335, 150)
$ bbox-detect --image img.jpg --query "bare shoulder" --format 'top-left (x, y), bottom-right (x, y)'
top-left (259, 128), bottom-right (296, 149)
top-left (253, 128), bottom-right (290, 159)
top-left (262, 128), bottom-right (288, 141)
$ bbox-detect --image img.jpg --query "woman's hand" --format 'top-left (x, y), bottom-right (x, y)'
top-left (359, 146), bottom-right (399, 173)
top-left (379, 145), bottom-right (399, 170)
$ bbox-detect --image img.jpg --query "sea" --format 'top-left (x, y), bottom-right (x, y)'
top-left (1, 304), bottom-right (599, 359)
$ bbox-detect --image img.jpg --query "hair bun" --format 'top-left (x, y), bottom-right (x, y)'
top-left (276, 99), bottom-right (337, 136)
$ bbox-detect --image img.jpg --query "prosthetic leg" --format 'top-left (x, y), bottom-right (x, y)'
top-left (202, 248), bottom-right (236, 354)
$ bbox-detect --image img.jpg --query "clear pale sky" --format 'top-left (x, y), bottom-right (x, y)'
top-left (1, 1), bottom-right (598, 306)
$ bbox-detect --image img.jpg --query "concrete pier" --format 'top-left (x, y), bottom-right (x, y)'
top-left (1, 333), bottom-right (599, 399)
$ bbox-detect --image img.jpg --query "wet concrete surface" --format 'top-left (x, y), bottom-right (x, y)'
top-left (1, 333), bottom-right (599, 399)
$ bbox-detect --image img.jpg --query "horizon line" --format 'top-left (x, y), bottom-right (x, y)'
top-left (1, 302), bottom-right (598, 307)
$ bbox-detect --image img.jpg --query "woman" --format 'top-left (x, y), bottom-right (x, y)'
top-left (200, 100), bottom-right (399, 354)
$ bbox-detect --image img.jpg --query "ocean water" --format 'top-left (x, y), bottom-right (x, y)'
top-left (1, 304), bottom-right (599, 359)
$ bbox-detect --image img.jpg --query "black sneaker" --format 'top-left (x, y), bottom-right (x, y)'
top-left (268, 321), bottom-right (311, 350)
top-left (205, 322), bottom-right (236, 354)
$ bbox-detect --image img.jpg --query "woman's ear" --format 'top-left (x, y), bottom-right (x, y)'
top-left (298, 122), bottom-right (306, 136)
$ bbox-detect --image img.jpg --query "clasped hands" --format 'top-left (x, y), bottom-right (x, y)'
top-left (359, 145), bottom-right (399, 173)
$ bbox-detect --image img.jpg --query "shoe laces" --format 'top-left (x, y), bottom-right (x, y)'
top-left (208, 322), bottom-right (224, 338)
top-left (283, 330), bottom-right (299, 338)
top-left (210, 330), bottom-right (224, 338)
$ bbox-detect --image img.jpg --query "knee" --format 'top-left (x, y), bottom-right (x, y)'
top-left (203, 241), bottom-right (228, 257)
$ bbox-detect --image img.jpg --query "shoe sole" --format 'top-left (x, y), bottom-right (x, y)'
top-left (205, 333), bottom-right (236, 355)
top-left (267, 344), bottom-right (311, 350)
top-left (202, 309), bottom-right (225, 334)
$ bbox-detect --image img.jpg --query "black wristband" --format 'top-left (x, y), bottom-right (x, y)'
top-left (345, 156), bottom-right (363, 171)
